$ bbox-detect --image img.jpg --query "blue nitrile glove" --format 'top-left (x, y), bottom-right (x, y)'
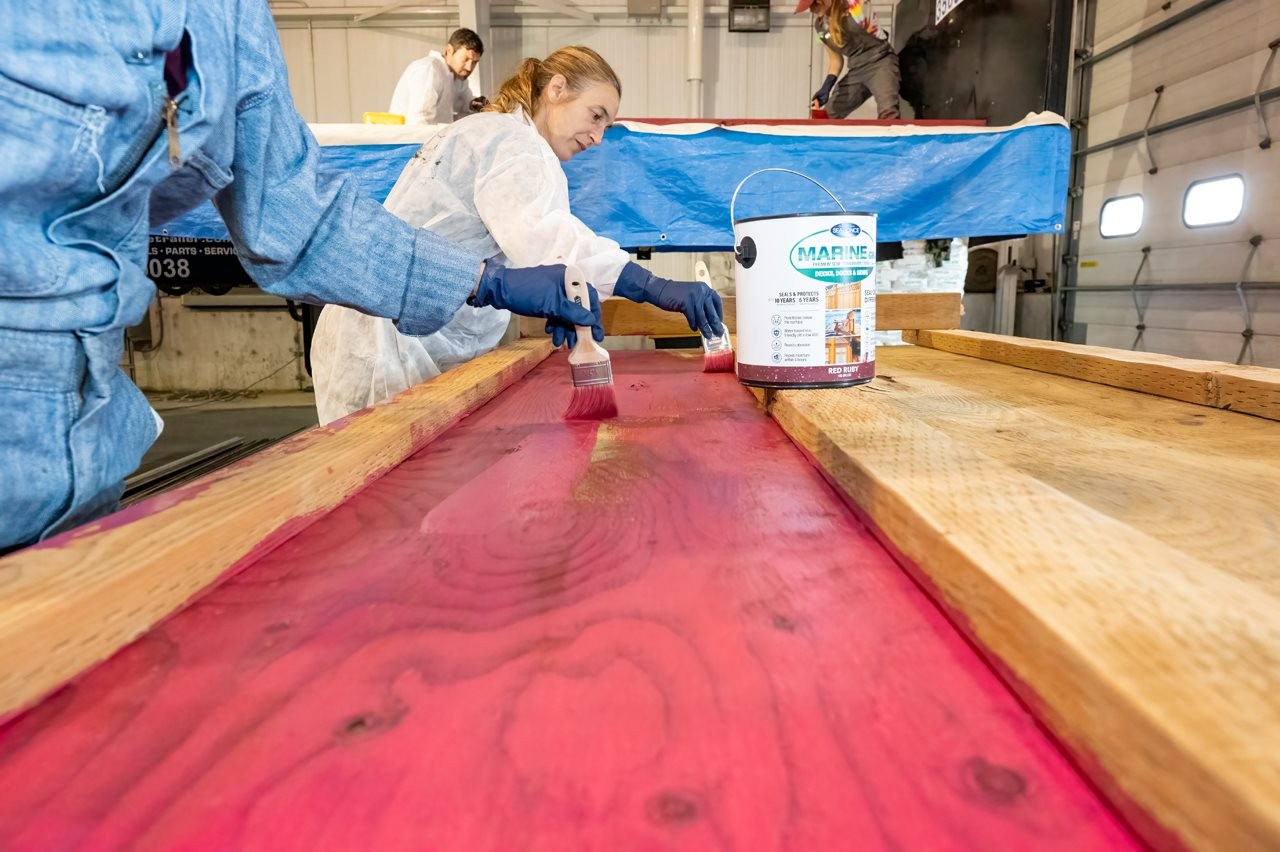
top-left (546, 283), bottom-right (606, 348)
top-left (811, 74), bottom-right (838, 107)
top-left (614, 261), bottom-right (725, 339)
top-left (472, 260), bottom-right (604, 342)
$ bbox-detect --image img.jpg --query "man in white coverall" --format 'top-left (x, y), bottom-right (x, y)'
top-left (388, 29), bottom-right (483, 125)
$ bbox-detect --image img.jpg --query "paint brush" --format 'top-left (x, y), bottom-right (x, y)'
top-left (695, 260), bottom-right (734, 373)
top-left (562, 264), bottom-right (619, 420)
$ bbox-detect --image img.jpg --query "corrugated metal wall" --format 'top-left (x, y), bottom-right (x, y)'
top-left (273, 2), bottom-right (899, 122)
top-left (1068, 0), bottom-right (1280, 366)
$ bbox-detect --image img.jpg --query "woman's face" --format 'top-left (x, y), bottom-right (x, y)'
top-left (534, 76), bottom-right (620, 162)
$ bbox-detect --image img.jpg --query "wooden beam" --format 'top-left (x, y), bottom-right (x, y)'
top-left (761, 347), bottom-right (1280, 850)
top-left (521, 292), bottom-right (963, 339)
top-left (903, 329), bottom-right (1280, 422)
top-left (1212, 364), bottom-right (1280, 421)
top-left (0, 339), bottom-right (553, 719)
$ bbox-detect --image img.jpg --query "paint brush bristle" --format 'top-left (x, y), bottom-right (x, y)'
top-left (701, 331), bottom-right (735, 373)
top-left (564, 380), bottom-right (619, 420)
top-left (561, 264), bottom-right (619, 420)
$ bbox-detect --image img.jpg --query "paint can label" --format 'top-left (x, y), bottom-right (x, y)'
top-left (734, 212), bottom-right (877, 387)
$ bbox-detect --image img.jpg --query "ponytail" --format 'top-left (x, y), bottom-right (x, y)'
top-left (827, 0), bottom-right (846, 49)
top-left (484, 46), bottom-right (621, 117)
top-left (484, 57), bottom-right (541, 114)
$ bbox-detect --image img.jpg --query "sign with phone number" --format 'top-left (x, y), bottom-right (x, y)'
top-left (935, 0), bottom-right (968, 21)
top-left (147, 236), bottom-right (253, 296)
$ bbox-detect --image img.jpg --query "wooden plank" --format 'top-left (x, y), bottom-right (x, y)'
top-left (764, 347), bottom-right (1280, 851)
top-left (873, 346), bottom-right (1280, 594)
top-left (901, 329), bottom-right (1220, 405)
top-left (1213, 365), bottom-right (1280, 421)
top-left (0, 351), bottom-right (1135, 849)
top-left (903, 329), bottom-right (1280, 422)
top-left (521, 292), bottom-right (963, 339)
top-left (0, 338), bottom-right (553, 720)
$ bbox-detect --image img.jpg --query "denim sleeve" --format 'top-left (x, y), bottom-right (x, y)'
top-left (214, 0), bottom-right (480, 336)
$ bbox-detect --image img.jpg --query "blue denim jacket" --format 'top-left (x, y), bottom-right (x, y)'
top-left (0, 0), bottom-right (481, 549)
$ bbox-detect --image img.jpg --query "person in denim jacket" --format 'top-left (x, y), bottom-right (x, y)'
top-left (0, 0), bottom-right (604, 553)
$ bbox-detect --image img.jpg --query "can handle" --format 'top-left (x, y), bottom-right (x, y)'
top-left (729, 168), bottom-right (847, 224)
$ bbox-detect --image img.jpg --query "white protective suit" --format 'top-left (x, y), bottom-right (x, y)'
top-left (311, 108), bottom-right (630, 425)
top-left (387, 51), bottom-right (473, 125)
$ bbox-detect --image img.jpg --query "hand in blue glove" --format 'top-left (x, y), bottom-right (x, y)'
top-left (613, 261), bottom-right (725, 339)
top-left (472, 260), bottom-right (604, 343)
top-left (811, 74), bottom-right (838, 108)
top-left (545, 283), bottom-right (606, 348)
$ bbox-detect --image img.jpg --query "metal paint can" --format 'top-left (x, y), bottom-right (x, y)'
top-left (732, 169), bottom-right (876, 389)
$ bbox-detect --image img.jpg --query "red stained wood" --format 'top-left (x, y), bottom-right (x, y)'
top-left (0, 351), bottom-right (1134, 850)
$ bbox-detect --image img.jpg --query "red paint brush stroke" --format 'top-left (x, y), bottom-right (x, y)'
top-left (0, 351), bottom-right (1136, 851)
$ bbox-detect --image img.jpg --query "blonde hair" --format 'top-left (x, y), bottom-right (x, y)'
top-left (826, 1), bottom-right (846, 48)
top-left (484, 45), bottom-right (621, 116)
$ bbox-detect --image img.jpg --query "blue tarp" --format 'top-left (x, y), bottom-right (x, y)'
top-left (158, 120), bottom-right (1070, 250)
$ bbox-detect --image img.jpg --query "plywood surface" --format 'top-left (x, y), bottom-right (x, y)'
top-left (765, 344), bottom-right (1280, 851)
top-left (0, 352), bottom-right (1133, 851)
top-left (0, 339), bottom-right (553, 721)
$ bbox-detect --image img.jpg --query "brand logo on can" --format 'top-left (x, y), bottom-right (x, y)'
top-left (789, 221), bottom-right (875, 284)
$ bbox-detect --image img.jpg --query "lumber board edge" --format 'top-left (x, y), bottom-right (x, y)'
top-left (903, 330), bottom-right (1280, 422)
top-left (521, 292), bottom-right (962, 338)
top-left (762, 382), bottom-right (1280, 851)
top-left (1211, 365), bottom-right (1280, 420)
top-left (0, 338), bottom-right (554, 719)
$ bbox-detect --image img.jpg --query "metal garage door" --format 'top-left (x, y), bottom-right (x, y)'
top-left (1060, 0), bottom-right (1280, 366)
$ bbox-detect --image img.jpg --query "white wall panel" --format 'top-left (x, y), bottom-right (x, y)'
top-left (1085, 47), bottom-right (1280, 149)
top-left (1072, 0), bottom-right (1279, 365)
top-left (310, 28), bottom-right (354, 122)
top-left (1093, 0), bottom-right (1182, 46)
top-left (278, 28), bottom-right (318, 121)
top-left (1084, 322), bottom-right (1280, 365)
top-left (275, 2), bottom-right (898, 122)
top-left (1088, 0), bottom-right (1277, 115)
top-left (345, 26), bottom-right (453, 117)
top-left (1075, 240), bottom-right (1280, 288)
top-left (1082, 101), bottom-right (1280, 185)
top-left (1073, 290), bottom-right (1280, 335)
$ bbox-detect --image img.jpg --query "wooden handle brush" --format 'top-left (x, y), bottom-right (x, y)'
top-left (562, 264), bottom-right (619, 420)
top-left (696, 260), bottom-right (734, 373)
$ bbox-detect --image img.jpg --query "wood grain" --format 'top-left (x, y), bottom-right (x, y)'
top-left (1212, 364), bottom-right (1280, 420)
top-left (764, 346), bottom-right (1280, 851)
top-left (0, 339), bottom-right (553, 720)
top-left (871, 346), bottom-right (1280, 594)
top-left (0, 352), bottom-right (1134, 851)
top-left (903, 329), bottom-right (1280, 421)
top-left (521, 292), bottom-right (963, 338)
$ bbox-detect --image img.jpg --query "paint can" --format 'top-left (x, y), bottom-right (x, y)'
top-left (731, 169), bottom-right (876, 389)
